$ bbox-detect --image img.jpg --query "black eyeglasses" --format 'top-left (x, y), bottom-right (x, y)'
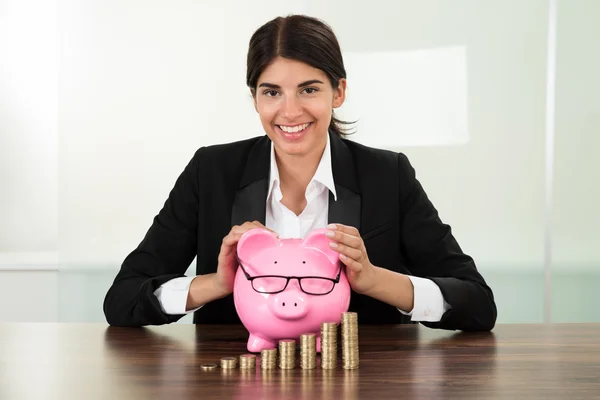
top-left (236, 255), bottom-right (342, 296)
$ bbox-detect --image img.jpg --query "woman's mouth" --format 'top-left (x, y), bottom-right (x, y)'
top-left (275, 122), bottom-right (313, 141)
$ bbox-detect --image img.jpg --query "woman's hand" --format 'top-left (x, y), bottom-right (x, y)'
top-left (326, 223), bottom-right (378, 295)
top-left (325, 223), bottom-right (415, 312)
top-left (213, 221), bottom-right (278, 296)
top-left (187, 221), bottom-right (278, 311)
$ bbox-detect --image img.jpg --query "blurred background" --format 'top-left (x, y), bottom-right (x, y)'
top-left (0, 0), bottom-right (597, 324)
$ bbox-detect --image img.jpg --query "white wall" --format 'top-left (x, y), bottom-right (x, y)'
top-left (0, 0), bottom-right (58, 263)
top-left (0, 271), bottom-right (57, 321)
top-left (553, 0), bottom-right (600, 268)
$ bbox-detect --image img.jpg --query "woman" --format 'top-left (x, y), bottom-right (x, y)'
top-left (103, 15), bottom-right (496, 331)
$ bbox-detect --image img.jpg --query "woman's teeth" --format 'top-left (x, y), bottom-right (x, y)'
top-left (278, 122), bottom-right (311, 133)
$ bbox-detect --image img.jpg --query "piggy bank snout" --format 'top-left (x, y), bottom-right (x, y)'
top-left (269, 290), bottom-right (309, 320)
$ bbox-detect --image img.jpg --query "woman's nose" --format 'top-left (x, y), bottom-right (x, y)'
top-left (282, 97), bottom-right (303, 120)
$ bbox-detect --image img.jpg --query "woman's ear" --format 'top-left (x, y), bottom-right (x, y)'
top-left (332, 78), bottom-right (347, 109)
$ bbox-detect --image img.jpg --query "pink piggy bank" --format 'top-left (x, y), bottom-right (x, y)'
top-left (233, 228), bottom-right (351, 353)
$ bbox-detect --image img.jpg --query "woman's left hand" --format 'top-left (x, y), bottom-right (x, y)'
top-left (326, 223), bottom-right (378, 294)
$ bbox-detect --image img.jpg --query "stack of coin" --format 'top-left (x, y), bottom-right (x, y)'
top-left (278, 339), bottom-right (296, 369)
top-left (220, 357), bottom-right (237, 369)
top-left (320, 322), bottom-right (338, 369)
top-left (341, 312), bottom-right (359, 369)
top-left (260, 348), bottom-right (277, 370)
top-left (239, 354), bottom-right (256, 369)
top-left (299, 333), bottom-right (317, 369)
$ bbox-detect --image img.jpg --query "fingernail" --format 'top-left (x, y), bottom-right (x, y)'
top-left (327, 224), bottom-right (337, 230)
top-left (329, 241), bottom-right (338, 248)
top-left (325, 231), bottom-right (335, 237)
top-left (339, 253), bottom-right (346, 259)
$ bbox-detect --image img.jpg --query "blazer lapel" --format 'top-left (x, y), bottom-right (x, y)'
top-left (328, 132), bottom-right (361, 232)
top-left (231, 136), bottom-right (271, 226)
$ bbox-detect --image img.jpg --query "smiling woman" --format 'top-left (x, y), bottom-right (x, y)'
top-left (104, 14), bottom-right (497, 333)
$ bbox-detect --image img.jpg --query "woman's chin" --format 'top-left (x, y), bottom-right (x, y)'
top-left (274, 142), bottom-right (309, 157)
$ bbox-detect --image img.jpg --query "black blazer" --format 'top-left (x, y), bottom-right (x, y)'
top-left (103, 132), bottom-right (497, 331)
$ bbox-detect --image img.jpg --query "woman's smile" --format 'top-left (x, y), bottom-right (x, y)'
top-left (276, 122), bottom-right (313, 142)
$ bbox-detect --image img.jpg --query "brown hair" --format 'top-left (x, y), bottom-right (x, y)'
top-left (246, 15), bottom-right (354, 138)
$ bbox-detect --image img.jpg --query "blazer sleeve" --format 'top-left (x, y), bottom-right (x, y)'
top-left (103, 148), bottom-right (203, 327)
top-left (397, 153), bottom-right (497, 331)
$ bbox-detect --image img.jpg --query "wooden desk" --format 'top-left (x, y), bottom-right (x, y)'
top-left (1, 323), bottom-right (599, 399)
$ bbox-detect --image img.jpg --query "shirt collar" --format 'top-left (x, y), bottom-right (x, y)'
top-left (268, 134), bottom-right (338, 201)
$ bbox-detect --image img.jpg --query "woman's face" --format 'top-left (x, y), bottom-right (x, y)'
top-left (252, 57), bottom-right (346, 159)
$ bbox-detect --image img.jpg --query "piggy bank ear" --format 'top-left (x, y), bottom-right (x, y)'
top-left (302, 228), bottom-right (339, 264)
top-left (237, 228), bottom-right (280, 262)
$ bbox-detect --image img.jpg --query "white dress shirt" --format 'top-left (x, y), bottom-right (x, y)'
top-left (154, 135), bottom-right (450, 321)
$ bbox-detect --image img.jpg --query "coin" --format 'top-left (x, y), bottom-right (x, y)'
top-left (239, 353), bottom-right (256, 369)
top-left (260, 348), bottom-right (277, 370)
top-left (200, 363), bottom-right (218, 371)
top-left (320, 322), bottom-right (338, 369)
top-left (341, 312), bottom-right (359, 369)
top-left (278, 339), bottom-right (296, 369)
top-left (220, 356), bottom-right (238, 369)
top-left (300, 333), bottom-right (317, 369)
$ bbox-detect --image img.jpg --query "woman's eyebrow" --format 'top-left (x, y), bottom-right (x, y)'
top-left (297, 79), bottom-right (324, 87)
top-left (258, 79), bottom-right (325, 89)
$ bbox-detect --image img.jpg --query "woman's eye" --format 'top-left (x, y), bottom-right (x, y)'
top-left (302, 87), bottom-right (318, 94)
top-left (263, 90), bottom-right (279, 97)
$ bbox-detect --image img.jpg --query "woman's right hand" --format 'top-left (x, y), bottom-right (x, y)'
top-left (212, 221), bottom-right (278, 296)
top-left (186, 221), bottom-right (277, 311)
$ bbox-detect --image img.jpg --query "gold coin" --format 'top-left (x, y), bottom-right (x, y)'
top-left (300, 333), bottom-right (317, 370)
top-left (239, 354), bottom-right (256, 369)
top-left (279, 339), bottom-right (296, 369)
top-left (220, 356), bottom-right (238, 369)
top-left (261, 348), bottom-right (276, 357)
top-left (320, 322), bottom-right (338, 369)
top-left (260, 348), bottom-right (277, 369)
top-left (201, 363), bottom-right (218, 371)
top-left (341, 312), bottom-right (359, 369)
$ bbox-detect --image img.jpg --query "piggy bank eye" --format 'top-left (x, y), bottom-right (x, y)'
top-left (274, 261), bottom-right (277, 264)
top-left (302, 261), bottom-right (306, 264)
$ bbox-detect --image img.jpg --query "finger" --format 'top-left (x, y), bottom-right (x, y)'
top-left (222, 222), bottom-right (271, 257)
top-left (236, 221), bottom-right (278, 237)
top-left (329, 240), bottom-right (363, 261)
top-left (219, 238), bottom-right (236, 258)
top-left (223, 226), bottom-right (252, 246)
top-left (327, 223), bottom-right (360, 237)
top-left (231, 223), bottom-right (267, 236)
top-left (221, 230), bottom-right (251, 259)
top-left (221, 233), bottom-right (240, 250)
top-left (339, 253), bottom-right (363, 272)
top-left (230, 224), bottom-right (246, 235)
top-left (326, 230), bottom-right (362, 250)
